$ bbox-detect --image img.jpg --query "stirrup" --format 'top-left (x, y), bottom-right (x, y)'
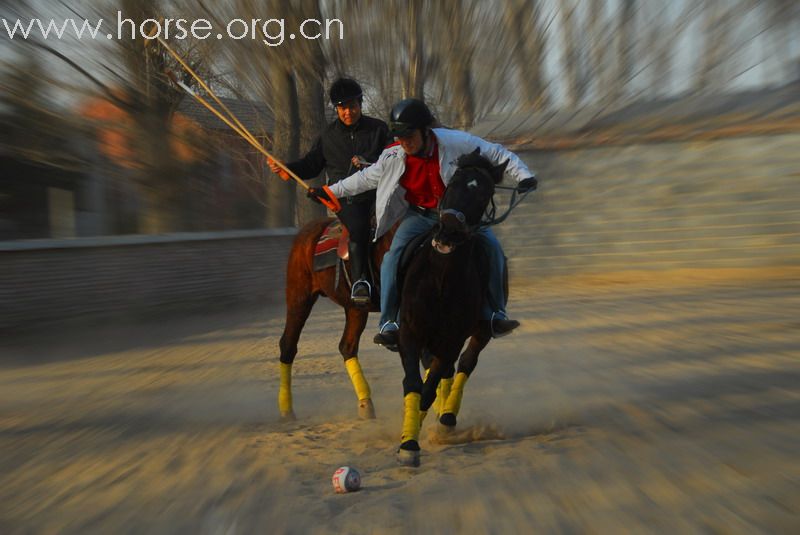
top-left (351, 279), bottom-right (372, 305)
top-left (373, 321), bottom-right (399, 351)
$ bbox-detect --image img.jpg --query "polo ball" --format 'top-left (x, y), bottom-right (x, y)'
top-left (332, 466), bottom-right (361, 493)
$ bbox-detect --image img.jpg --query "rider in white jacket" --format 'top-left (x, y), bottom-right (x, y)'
top-left (311, 99), bottom-right (537, 348)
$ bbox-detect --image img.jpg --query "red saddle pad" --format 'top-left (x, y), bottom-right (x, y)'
top-left (314, 220), bottom-right (344, 257)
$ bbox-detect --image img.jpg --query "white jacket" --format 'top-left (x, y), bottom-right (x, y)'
top-left (328, 128), bottom-right (534, 240)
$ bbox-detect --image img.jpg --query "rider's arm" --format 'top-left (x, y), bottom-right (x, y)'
top-left (328, 147), bottom-right (389, 198)
top-left (286, 137), bottom-right (326, 179)
top-left (468, 134), bottom-right (535, 184)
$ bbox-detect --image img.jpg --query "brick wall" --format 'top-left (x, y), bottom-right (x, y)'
top-left (0, 230), bottom-right (296, 334)
top-left (495, 134), bottom-right (800, 280)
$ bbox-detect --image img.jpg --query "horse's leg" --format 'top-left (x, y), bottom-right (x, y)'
top-left (397, 337), bottom-right (424, 467)
top-left (340, 305), bottom-right (375, 419)
top-left (278, 283), bottom-right (319, 421)
top-left (434, 364), bottom-right (455, 417)
top-left (420, 351), bottom-right (436, 417)
top-left (420, 359), bottom-right (447, 422)
top-left (423, 361), bottom-right (451, 417)
top-left (440, 330), bottom-right (491, 428)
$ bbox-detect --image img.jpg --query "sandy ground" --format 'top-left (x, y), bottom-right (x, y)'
top-left (1, 273), bottom-right (799, 534)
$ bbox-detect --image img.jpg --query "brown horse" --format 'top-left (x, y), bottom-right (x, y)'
top-left (277, 218), bottom-right (393, 421)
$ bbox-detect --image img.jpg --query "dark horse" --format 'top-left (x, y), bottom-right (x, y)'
top-left (277, 218), bottom-right (393, 421)
top-left (395, 150), bottom-right (507, 466)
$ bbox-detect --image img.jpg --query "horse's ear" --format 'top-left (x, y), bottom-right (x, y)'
top-left (492, 159), bottom-right (509, 183)
top-left (457, 148), bottom-right (483, 168)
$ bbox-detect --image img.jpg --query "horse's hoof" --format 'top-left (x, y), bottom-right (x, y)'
top-left (396, 441), bottom-right (421, 467)
top-left (279, 411), bottom-right (296, 422)
top-left (358, 399), bottom-right (376, 419)
top-left (439, 412), bottom-right (457, 428)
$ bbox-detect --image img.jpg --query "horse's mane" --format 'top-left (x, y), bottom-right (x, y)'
top-left (455, 150), bottom-right (493, 173)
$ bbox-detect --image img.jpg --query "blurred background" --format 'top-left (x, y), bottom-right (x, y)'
top-left (2, 0), bottom-right (799, 331)
top-left (2, 3), bottom-right (799, 533)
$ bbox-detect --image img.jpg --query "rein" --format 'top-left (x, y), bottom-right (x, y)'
top-left (432, 164), bottom-right (533, 253)
top-left (437, 165), bottom-right (532, 234)
top-left (478, 184), bottom-right (533, 229)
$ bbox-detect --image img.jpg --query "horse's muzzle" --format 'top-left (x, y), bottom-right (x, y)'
top-left (432, 211), bottom-right (470, 254)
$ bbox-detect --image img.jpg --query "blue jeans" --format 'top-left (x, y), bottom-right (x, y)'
top-left (379, 209), bottom-right (507, 327)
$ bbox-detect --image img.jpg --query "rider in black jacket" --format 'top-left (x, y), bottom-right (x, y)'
top-left (268, 78), bottom-right (389, 305)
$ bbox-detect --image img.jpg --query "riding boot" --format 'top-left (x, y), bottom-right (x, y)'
top-left (490, 311), bottom-right (520, 338)
top-left (349, 241), bottom-right (371, 306)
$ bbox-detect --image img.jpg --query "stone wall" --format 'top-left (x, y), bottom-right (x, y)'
top-left (495, 134), bottom-right (800, 280)
top-left (0, 230), bottom-right (296, 334)
top-left (2, 133), bottom-right (799, 333)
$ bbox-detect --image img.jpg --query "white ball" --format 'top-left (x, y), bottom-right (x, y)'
top-left (332, 466), bottom-right (361, 493)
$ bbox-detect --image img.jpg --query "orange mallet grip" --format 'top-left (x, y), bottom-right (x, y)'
top-left (320, 185), bottom-right (342, 212)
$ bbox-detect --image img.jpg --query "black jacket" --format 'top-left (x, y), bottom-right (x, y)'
top-left (287, 115), bottom-right (389, 203)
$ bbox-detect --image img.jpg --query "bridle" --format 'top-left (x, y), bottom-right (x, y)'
top-left (432, 165), bottom-right (495, 251)
top-left (431, 164), bottom-right (534, 254)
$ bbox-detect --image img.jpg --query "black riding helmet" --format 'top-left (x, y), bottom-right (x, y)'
top-left (329, 78), bottom-right (363, 106)
top-left (388, 98), bottom-right (434, 137)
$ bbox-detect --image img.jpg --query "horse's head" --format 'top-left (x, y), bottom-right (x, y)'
top-left (432, 149), bottom-right (508, 254)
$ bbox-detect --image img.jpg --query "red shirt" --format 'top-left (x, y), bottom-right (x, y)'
top-left (399, 141), bottom-right (444, 208)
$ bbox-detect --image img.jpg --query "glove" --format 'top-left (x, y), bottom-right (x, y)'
top-left (517, 177), bottom-right (538, 193)
top-left (267, 157), bottom-right (290, 181)
top-left (307, 187), bottom-right (333, 205)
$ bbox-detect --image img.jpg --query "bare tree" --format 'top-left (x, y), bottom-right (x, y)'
top-left (645, 2), bottom-right (703, 99)
top-left (0, 50), bottom-right (83, 169)
top-left (502, 0), bottom-right (548, 111)
top-left (587, 0), bottom-right (609, 103)
top-left (609, 0), bottom-right (635, 105)
top-left (764, 0), bottom-right (800, 83)
top-left (644, 2), bottom-right (672, 98)
top-left (426, 0), bottom-right (477, 128)
top-left (559, 0), bottom-right (582, 109)
top-left (31, 0), bottom-right (214, 233)
top-left (259, 0), bottom-right (300, 228)
top-left (694, 0), bottom-right (735, 93)
top-left (293, 0), bottom-right (328, 226)
top-left (402, 0), bottom-right (426, 99)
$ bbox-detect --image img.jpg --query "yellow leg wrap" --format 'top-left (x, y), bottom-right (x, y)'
top-left (345, 357), bottom-right (371, 401)
top-left (435, 377), bottom-right (454, 416)
top-left (401, 392), bottom-right (422, 443)
top-left (278, 362), bottom-right (293, 416)
top-left (443, 372), bottom-right (468, 416)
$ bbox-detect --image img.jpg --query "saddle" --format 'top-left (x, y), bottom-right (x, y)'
top-left (312, 219), bottom-right (380, 303)
top-left (313, 220), bottom-right (348, 271)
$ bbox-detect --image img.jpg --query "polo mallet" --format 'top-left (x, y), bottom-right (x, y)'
top-left (146, 25), bottom-right (341, 212)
